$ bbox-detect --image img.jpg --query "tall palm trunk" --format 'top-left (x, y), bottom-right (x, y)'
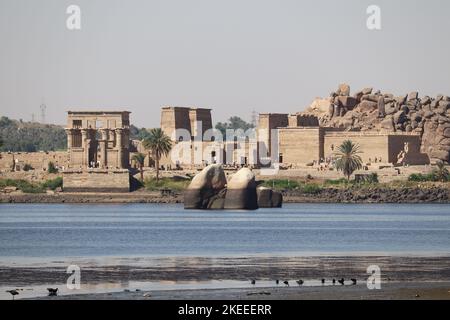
top-left (155, 157), bottom-right (160, 182)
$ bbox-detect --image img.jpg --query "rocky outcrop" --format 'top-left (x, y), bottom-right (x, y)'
top-left (283, 187), bottom-right (449, 203)
top-left (304, 84), bottom-right (450, 163)
top-left (224, 168), bottom-right (258, 210)
top-left (256, 187), bottom-right (283, 208)
top-left (184, 164), bottom-right (227, 209)
top-left (184, 166), bottom-right (282, 210)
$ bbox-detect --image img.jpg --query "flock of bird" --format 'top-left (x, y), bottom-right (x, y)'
top-left (5, 288), bottom-right (58, 300)
top-left (251, 278), bottom-right (357, 287)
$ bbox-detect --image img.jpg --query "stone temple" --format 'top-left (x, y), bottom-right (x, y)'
top-left (63, 111), bottom-right (131, 192)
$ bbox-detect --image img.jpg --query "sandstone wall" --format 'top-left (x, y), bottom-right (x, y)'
top-left (63, 169), bottom-right (130, 192)
top-left (0, 151), bottom-right (69, 171)
top-left (278, 128), bottom-right (323, 165)
top-left (324, 132), bottom-right (389, 164)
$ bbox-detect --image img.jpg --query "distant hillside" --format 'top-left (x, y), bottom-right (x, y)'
top-left (0, 117), bottom-right (67, 152)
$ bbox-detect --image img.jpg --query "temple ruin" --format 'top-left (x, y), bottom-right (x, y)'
top-left (63, 111), bottom-right (131, 192)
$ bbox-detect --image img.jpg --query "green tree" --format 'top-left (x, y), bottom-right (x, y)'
top-left (334, 140), bottom-right (363, 181)
top-left (48, 161), bottom-right (58, 174)
top-left (132, 153), bottom-right (146, 182)
top-left (142, 128), bottom-right (172, 181)
top-left (215, 116), bottom-right (255, 136)
top-left (433, 161), bottom-right (449, 182)
top-left (0, 135), bottom-right (3, 148)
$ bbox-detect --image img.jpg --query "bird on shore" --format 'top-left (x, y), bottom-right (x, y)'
top-left (6, 289), bottom-right (19, 300)
top-left (338, 278), bottom-right (345, 285)
top-left (250, 279), bottom-right (256, 285)
top-left (47, 288), bottom-right (58, 296)
top-left (275, 280), bottom-right (279, 285)
top-left (283, 281), bottom-right (289, 287)
top-left (296, 280), bottom-right (304, 286)
top-left (321, 278), bottom-right (325, 285)
top-left (332, 279), bottom-right (336, 285)
top-left (351, 279), bottom-right (357, 285)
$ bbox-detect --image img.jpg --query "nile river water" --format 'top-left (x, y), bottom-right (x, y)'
top-left (1, 203), bottom-right (449, 258)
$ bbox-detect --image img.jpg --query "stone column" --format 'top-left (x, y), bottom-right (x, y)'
top-left (99, 129), bottom-right (108, 168)
top-left (116, 128), bottom-right (123, 168)
top-left (65, 129), bottom-right (73, 149)
top-left (81, 129), bottom-right (88, 167)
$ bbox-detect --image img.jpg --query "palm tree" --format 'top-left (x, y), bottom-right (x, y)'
top-left (142, 128), bottom-right (172, 181)
top-left (334, 140), bottom-right (363, 181)
top-left (132, 153), bottom-right (146, 182)
top-left (433, 161), bottom-right (449, 182)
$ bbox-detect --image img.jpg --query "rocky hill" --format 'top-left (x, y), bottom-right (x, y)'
top-left (301, 84), bottom-right (450, 163)
top-left (0, 117), bottom-right (67, 152)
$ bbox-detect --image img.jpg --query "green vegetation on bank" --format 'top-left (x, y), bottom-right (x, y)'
top-left (0, 117), bottom-right (67, 152)
top-left (0, 177), bottom-right (63, 193)
top-left (408, 162), bottom-right (450, 182)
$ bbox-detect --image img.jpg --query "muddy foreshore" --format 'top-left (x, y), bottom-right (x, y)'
top-left (1, 255), bottom-right (450, 300)
top-left (0, 187), bottom-right (449, 204)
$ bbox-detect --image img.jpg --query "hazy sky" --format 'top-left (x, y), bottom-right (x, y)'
top-left (1, 0), bottom-right (450, 127)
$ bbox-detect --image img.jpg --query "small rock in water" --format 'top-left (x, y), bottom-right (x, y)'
top-left (143, 293), bottom-right (152, 297)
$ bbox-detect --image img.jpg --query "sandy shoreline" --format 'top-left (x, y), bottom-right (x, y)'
top-left (1, 255), bottom-right (450, 300)
top-left (31, 282), bottom-right (450, 300)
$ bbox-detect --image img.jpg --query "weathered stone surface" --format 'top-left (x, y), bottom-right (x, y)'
top-left (256, 187), bottom-right (283, 208)
top-left (408, 92), bottom-right (418, 101)
top-left (334, 104), bottom-right (341, 117)
top-left (337, 83), bottom-right (351, 96)
top-left (362, 87), bottom-right (373, 95)
top-left (439, 101), bottom-right (450, 109)
top-left (380, 116), bottom-right (394, 131)
top-left (378, 96), bottom-right (385, 117)
top-left (393, 110), bottom-right (407, 124)
top-left (384, 103), bottom-right (398, 115)
top-left (328, 104), bottom-right (334, 117)
top-left (184, 164), bottom-right (227, 209)
top-left (395, 95), bottom-right (407, 105)
top-left (358, 100), bottom-right (377, 112)
top-left (224, 168), bottom-right (258, 210)
top-left (421, 96), bottom-right (431, 105)
top-left (361, 94), bottom-right (380, 103)
top-left (338, 96), bottom-right (358, 109)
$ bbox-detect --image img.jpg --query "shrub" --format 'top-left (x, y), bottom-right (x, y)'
top-left (408, 173), bottom-right (437, 182)
top-left (367, 173), bottom-right (379, 184)
top-left (301, 183), bottom-right (322, 194)
top-left (0, 179), bottom-right (44, 193)
top-left (42, 177), bottom-right (63, 190)
top-left (324, 178), bottom-right (349, 186)
top-left (145, 177), bottom-right (190, 191)
top-left (23, 164), bottom-right (34, 171)
top-left (48, 161), bottom-right (58, 174)
top-left (262, 179), bottom-right (300, 190)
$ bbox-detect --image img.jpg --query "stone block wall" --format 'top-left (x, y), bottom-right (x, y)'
top-left (278, 127), bottom-right (323, 165)
top-left (324, 132), bottom-right (389, 164)
top-left (0, 151), bottom-right (69, 171)
top-left (63, 169), bottom-right (130, 193)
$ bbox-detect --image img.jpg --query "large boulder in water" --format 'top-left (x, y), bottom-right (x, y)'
top-left (184, 164), bottom-right (227, 209)
top-left (256, 187), bottom-right (283, 208)
top-left (224, 168), bottom-right (258, 210)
